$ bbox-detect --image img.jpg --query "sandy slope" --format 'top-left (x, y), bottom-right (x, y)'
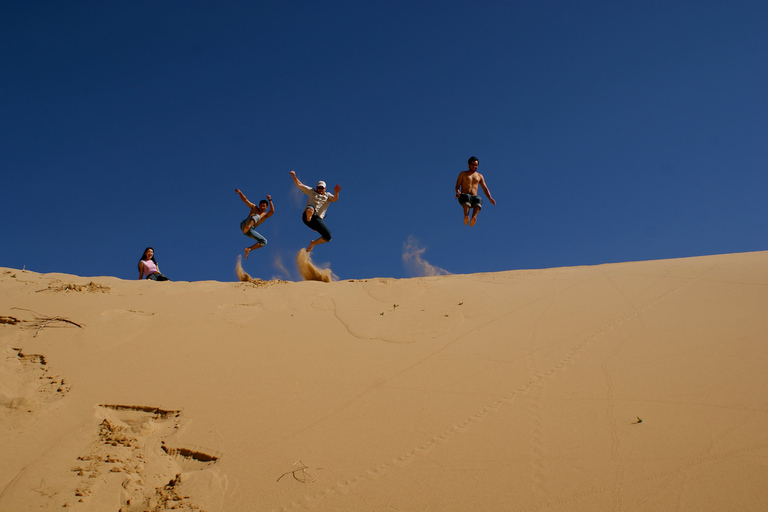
top-left (1, 252), bottom-right (767, 511)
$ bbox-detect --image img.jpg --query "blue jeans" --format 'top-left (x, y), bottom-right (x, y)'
top-left (302, 213), bottom-right (332, 241)
top-left (240, 218), bottom-right (267, 246)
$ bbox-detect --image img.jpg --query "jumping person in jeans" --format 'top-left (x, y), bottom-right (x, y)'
top-left (290, 170), bottom-right (341, 252)
top-left (236, 189), bottom-right (275, 259)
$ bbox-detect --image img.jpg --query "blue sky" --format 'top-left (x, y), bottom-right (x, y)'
top-left (2, 1), bottom-right (766, 282)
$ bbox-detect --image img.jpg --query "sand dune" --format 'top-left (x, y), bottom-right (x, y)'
top-left (1, 252), bottom-right (767, 511)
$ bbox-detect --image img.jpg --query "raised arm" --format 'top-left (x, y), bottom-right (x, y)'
top-left (289, 170), bottom-right (305, 188)
top-left (264, 194), bottom-right (275, 218)
top-left (329, 184), bottom-right (341, 202)
top-left (235, 188), bottom-right (255, 209)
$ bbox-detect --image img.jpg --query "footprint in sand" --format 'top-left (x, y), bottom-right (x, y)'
top-left (0, 347), bottom-right (70, 411)
top-left (62, 404), bottom-right (226, 511)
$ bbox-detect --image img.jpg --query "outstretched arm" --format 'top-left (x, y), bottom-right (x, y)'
top-left (235, 188), bottom-right (255, 209)
top-left (480, 176), bottom-right (496, 205)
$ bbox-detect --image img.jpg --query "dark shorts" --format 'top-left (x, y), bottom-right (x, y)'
top-left (302, 213), bottom-right (332, 241)
top-left (458, 193), bottom-right (483, 209)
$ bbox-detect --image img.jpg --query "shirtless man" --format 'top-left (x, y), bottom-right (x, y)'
top-left (290, 170), bottom-right (341, 252)
top-left (455, 156), bottom-right (496, 226)
top-left (236, 189), bottom-right (275, 259)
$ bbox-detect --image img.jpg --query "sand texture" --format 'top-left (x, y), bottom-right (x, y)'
top-left (1, 251), bottom-right (767, 511)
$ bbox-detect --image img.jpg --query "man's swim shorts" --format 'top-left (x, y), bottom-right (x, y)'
top-left (458, 193), bottom-right (483, 209)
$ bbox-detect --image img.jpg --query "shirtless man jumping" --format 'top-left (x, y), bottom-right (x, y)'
top-left (455, 156), bottom-right (496, 226)
top-left (236, 189), bottom-right (275, 259)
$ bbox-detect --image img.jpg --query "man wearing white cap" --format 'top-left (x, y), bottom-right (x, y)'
top-left (290, 170), bottom-right (342, 252)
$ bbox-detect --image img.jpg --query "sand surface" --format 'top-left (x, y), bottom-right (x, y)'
top-left (1, 252), bottom-right (767, 511)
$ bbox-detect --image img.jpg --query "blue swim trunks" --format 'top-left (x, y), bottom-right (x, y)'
top-left (458, 193), bottom-right (483, 209)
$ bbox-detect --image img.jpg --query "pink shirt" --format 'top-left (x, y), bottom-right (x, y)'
top-left (142, 259), bottom-right (159, 278)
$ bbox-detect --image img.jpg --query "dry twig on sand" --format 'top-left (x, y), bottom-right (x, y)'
top-left (276, 460), bottom-right (317, 483)
top-left (11, 307), bottom-right (84, 337)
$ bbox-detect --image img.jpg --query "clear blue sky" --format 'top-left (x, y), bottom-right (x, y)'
top-left (2, 1), bottom-right (766, 282)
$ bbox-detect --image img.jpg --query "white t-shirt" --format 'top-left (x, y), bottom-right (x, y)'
top-left (299, 185), bottom-right (334, 219)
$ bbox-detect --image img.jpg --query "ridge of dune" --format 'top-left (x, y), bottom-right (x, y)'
top-left (1, 251), bottom-right (767, 511)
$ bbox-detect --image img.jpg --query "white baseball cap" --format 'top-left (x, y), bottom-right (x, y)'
top-left (317, 181), bottom-right (326, 189)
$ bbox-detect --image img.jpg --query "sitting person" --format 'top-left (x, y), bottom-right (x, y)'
top-left (138, 247), bottom-right (170, 281)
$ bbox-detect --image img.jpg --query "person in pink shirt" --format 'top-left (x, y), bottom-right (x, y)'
top-left (138, 247), bottom-right (170, 281)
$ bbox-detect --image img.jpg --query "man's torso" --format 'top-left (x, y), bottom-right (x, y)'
top-left (458, 171), bottom-right (483, 195)
top-left (305, 188), bottom-right (333, 218)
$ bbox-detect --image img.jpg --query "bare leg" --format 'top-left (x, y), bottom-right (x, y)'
top-left (244, 242), bottom-right (262, 259)
top-left (305, 207), bottom-right (314, 223)
top-left (242, 219), bottom-right (255, 234)
top-left (470, 206), bottom-right (480, 227)
top-left (462, 204), bottom-right (470, 225)
top-left (307, 237), bottom-right (328, 252)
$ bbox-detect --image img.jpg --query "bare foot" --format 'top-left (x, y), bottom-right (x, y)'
top-left (307, 240), bottom-right (316, 252)
top-left (464, 215), bottom-right (469, 225)
top-left (470, 217), bottom-right (477, 227)
top-left (244, 247), bottom-right (252, 259)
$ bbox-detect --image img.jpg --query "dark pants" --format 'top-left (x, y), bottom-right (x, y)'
top-left (302, 213), bottom-right (332, 241)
